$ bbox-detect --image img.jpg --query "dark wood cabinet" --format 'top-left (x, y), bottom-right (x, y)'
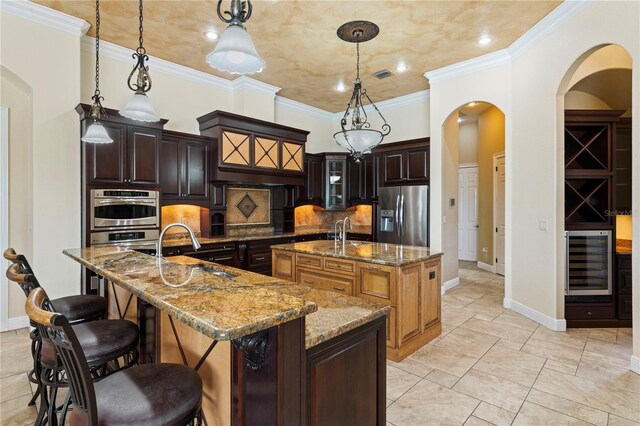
top-left (614, 118), bottom-right (632, 213)
top-left (347, 154), bottom-right (375, 205)
top-left (616, 254), bottom-right (632, 320)
top-left (197, 110), bottom-right (309, 185)
top-left (160, 130), bottom-right (211, 207)
top-left (297, 153), bottom-right (324, 205)
top-left (372, 138), bottom-right (430, 187)
top-left (78, 104), bottom-right (166, 188)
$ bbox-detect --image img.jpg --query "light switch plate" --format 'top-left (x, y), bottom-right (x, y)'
top-left (539, 220), bottom-right (548, 231)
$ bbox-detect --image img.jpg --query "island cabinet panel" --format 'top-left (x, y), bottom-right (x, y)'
top-left (297, 269), bottom-right (355, 296)
top-left (272, 250), bottom-right (296, 281)
top-left (398, 264), bottom-right (422, 343)
top-left (422, 261), bottom-right (441, 329)
top-left (356, 262), bottom-right (396, 306)
top-left (386, 308), bottom-right (397, 348)
top-left (297, 253), bottom-right (323, 270)
top-left (324, 258), bottom-right (356, 276)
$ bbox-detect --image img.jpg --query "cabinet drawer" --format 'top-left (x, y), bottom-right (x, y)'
top-left (297, 268), bottom-right (354, 296)
top-left (565, 304), bottom-right (615, 320)
top-left (249, 251), bottom-right (271, 268)
top-left (618, 295), bottom-right (632, 320)
top-left (617, 254), bottom-right (632, 270)
top-left (296, 254), bottom-right (323, 270)
top-left (272, 250), bottom-right (295, 281)
top-left (356, 262), bottom-right (396, 305)
top-left (386, 307), bottom-right (396, 349)
top-left (324, 258), bottom-right (356, 276)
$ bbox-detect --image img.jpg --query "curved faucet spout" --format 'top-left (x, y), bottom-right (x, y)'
top-left (157, 223), bottom-right (201, 258)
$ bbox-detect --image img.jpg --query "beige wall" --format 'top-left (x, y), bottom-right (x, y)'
top-left (441, 113), bottom-right (459, 283)
top-left (564, 91), bottom-right (612, 109)
top-left (0, 68), bottom-right (33, 318)
top-left (458, 122), bottom-right (478, 165)
top-left (476, 107), bottom-right (505, 265)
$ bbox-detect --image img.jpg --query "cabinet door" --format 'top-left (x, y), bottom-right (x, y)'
top-left (220, 130), bottom-right (251, 168)
top-left (86, 121), bottom-right (126, 185)
top-left (382, 151), bottom-right (405, 185)
top-left (362, 155), bottom-right (375, 200)
top-left (297, 268), bottom-right (354, 296)
top-left (406, 148), bottom-right (429, 183)
top-left (283, 185), bottom-right (296, 208)
top-left (356, 262), bottom-right (396, 305)
top-left (160, 138), bottom-right (181, 199)
top-left (326, 157), bottom-right (347, 210)
top-left (422, 262), bottom-right (440, 329)
top-left (398, 264), bottom-right (422, 343)
top-left (272, 250), bottom-right (295, 281)
top-left (254, 136), bottom-right (279, 170)
top-left (281, 141), bottom-right (304, 173)
top-left (184, 140), bottom-right (209, 200)
top-left (347, 159), bottom-right (363, 203)
top-left (128, 126), bottom-right (160, 185)
top-left (308, 156), bottom-right (324, 201)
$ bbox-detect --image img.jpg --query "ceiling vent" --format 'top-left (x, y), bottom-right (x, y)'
top-left (372, 69), bottom-right (394, 79)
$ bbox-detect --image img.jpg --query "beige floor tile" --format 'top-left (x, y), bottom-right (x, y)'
top-left (450, 327), bottom-right (500, 345)
top-left (472, 313), bottom-right (499, 322)
top-left (544, 358), bottom-right (578, 375)
top-left (459, 318), bottom-right (533, 344)
top-left (0, 393), bottom-right (38, 425)
top-left (386, 398), bottom-right (394, 408)
top-left (387, 365), bottom-right (421, 400)
top-left (608, 414), bottom-right (640, 425)
top-left (474, 346), bottom-right (546, 387)
top-left (587, 328), bottom-right (618, 343)
top-left (533, 368), bottom-right (640, 422)
top-left (387, 379), bottom-right (480, 426)
top-left (463, 415), bottom-right (493, 426)
top-left (617, 330), bottom-right (633, 346)
top-left (531, 327), bottom-right (587, 350)
top-left (472, 401), bottom-right (516, 426)
top-left (425, 369), bottom-right (460, 388)
top-left (583, 338), bottom-right (633, 362)
top-left (492, 338), bottom-right (525, 351)
top-left (462, 301), bottom-right (505, 318)
top-left (434, 332), bottom-right (494, 359)
top-left (0, 346), bottom-right (34, 379)
top-left (492, 311), bottom-right (539, 331)
top-left (453, 369), bottom-right (530, 413)
top-left (526, 388), bottom-right (608, 426)
top-left (0, 372), bottom-right (32, 403)
top-left (441, 308), bottom-right (476, 328)
top-left (521, 338), bottom-right (583, 365)
top-left (513, 401), bottom-right (590, 425)
top-left (575, 351), bottom-right (640, 394)
top-left (387, 358), bottom-right (433, 378)
top-left (409, 346), bottom-right (479, 377)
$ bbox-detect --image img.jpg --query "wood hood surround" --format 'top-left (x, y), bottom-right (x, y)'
top-left (197, 110), bottom-right (309, 186)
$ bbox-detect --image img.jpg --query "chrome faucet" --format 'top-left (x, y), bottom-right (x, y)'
top-left (334, 219), bottom-right (344, 251)
top-left (342, 217), bottom-right (352, 251)
top-left (157, 223), bottom-right (201, 258)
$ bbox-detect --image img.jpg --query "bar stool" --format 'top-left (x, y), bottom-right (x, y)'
top-left (26, 287), bottom-right (203, 426)
top-left (6, 265), bottom-right (140, 426)
top-left (3, 248), bottom-right (108, 408)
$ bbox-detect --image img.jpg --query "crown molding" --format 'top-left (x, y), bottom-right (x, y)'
top-left (0, 0), bottom-right (90, 36)
top-left (424, 0), bottom-right (592, 83)
top-left (275, 96), bottom-right (334, 120)
top-left (231, 76), bottom-right (281, 97)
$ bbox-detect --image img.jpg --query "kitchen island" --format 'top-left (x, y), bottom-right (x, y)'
top-left (271, 240), bottom-right (443, 361)
top-left (64, 246), bottom-right (389, 426)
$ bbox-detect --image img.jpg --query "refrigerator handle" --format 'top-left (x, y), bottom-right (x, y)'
top-left (400, 194), bottom-right (405, 238)
top-left (395, 195), bottom-right (401, 237)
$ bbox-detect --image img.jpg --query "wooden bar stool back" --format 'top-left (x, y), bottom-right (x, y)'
top-left (26, 288), bottom-right (203, 426)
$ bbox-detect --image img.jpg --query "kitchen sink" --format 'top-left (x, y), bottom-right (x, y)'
top-left (195, 265), bottom-right (239, 279)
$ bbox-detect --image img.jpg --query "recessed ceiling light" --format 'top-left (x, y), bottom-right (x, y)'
top-left (478, 35), bottom-right (492, 46)
top-left (396, 62), bottom-right (408, 73)
top-left (203, 31), bottom-right (218, 41)
top-left (457, 117), bottom-right (462, 123)
top-left (468, 102), bottom-right (477, 107)
top-left (336, 81), bottom-right (346, 92)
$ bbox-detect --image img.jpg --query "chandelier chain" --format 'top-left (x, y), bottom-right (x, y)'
top-left (94, 0), bottom-right (100, 97)
top-left (356, 42), bottom-right (360, 80)
top-left (137, 0), bottom-right (145, 54)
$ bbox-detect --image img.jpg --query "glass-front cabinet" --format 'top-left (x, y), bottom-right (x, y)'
top-left (325, 155), bottom-right (347, 210)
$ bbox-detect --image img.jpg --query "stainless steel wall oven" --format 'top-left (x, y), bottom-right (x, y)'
top-left (90, 189), bottom-right (159, 230)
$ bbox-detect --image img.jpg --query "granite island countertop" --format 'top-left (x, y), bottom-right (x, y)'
top-left (271, 240), bottom-right (443, 266)
top-left (63, 247), bottom-right (389, 348)
top-left (162, 226), bottom-right (372, 248)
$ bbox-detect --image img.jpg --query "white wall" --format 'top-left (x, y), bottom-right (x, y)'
top-left (442, 113), bottom-right (459, 283)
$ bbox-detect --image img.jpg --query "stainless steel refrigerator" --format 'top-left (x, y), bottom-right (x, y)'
top-left (377, 186), bottom-right (429, 246)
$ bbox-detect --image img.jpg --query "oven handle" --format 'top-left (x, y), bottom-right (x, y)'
top-left (93, 241), bottom-right (159, 251)
top-left (94, 199), bottom-right (157, 205)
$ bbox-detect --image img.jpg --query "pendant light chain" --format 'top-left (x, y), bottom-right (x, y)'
top-left (137, 0), bottom-right (145, 55)
top-left (356, 41), bottom-right (360, 80)
top-left (93, 0), bottom-right (101, 98)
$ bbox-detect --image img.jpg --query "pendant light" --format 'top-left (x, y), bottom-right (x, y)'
top-left (206, 0), bottom-right (265, 75)
top-left (333, 21), bottom-right (391, 162)
top-left (81, 0), bottom-right (113, 144)
top-left (120, 0), bottom-right (160, 122)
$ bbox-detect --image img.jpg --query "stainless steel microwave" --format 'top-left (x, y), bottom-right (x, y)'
top-left (90, 189), bottom-right (159, 231)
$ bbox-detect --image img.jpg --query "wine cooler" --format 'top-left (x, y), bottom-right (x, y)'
top-left (565, 230), bottom-right (612, 296)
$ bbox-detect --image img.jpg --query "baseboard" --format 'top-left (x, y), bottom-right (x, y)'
top-left (442, 277), bottom-right (460, 295)
top-left (631, 356), bottom-right (640, 375)
top-left (503, 298), bottom-right (566, 332)
top-left (477, 261), bottom-right (496, 273)
top-left (6, 315), bottom-right (29, 331)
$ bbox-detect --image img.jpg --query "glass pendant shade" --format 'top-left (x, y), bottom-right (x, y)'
top-left (120, 93), bottom-right (160, 122)
top-left (334, 129), bottom-right (383, 154)
top-left (206, 25), bottom-right (265, 75)
top-left (81, 121), bottom-right (113, 144)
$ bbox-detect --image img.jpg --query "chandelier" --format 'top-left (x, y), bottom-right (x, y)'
top-left (206, 0), bottom-right (265, 75)
top-left (333, 21), bottom-right (390, 162)
top-left (81, 0), bottom-right (112, 144)
top-left (120, 0), bottom-right (160, 122)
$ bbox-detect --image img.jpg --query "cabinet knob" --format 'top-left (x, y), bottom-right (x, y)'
top-left (332, 286), bottom-right (345, 291)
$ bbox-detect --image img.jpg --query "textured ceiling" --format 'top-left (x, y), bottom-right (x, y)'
top-left (35, 0), bottom-right (561, 112)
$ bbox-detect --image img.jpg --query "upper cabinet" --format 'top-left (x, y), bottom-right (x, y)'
top-left (197, 110), bottom-right (309, 186)
top-left (347, 154), bottom-right (376, 205)
top-left (297, 153), bottom-right (324, 205)
top-left (325, 155), bottom-right (348, 210)
top-left (372, 138), bottom-right (430, 187)
top-left (160, 130), bottom-right (212, 207)
top-left (77, 104), bottom-right (166, 188)
top-left (615, 117), bottom-right (632, 212)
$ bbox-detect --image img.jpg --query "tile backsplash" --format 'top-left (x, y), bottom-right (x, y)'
top-left (295, 205), bottom-right (372, 228)
top-left (161, 205), bottom-right (204, 235)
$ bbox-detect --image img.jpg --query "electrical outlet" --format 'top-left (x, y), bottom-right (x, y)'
top-left (539, 220), bottom-right (548, 231)
top-left (482, 247), bottom-right (488, 253)
top-left (443, 215), bottom-right (447, 224)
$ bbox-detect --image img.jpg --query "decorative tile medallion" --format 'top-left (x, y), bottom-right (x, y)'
top-left (227, 187), bottom-right (271, 225)
top-left (236, 193), bottom-right (258, 220)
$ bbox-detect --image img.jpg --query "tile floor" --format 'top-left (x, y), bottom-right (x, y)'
top-left (0, 261), bottom-right (638, 425)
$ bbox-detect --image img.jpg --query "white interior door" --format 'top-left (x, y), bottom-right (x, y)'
top-left (458, 166), bottom-right (478, 261)
top-left (495, 155), bottom-right (506, 276)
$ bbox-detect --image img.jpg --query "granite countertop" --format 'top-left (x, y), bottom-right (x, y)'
top-left (271, 240), bottom-right (443, 266)
top-left (63, 247), bottom-right (389, 348)
top-left (162, 226), bottom-right (372, 248)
